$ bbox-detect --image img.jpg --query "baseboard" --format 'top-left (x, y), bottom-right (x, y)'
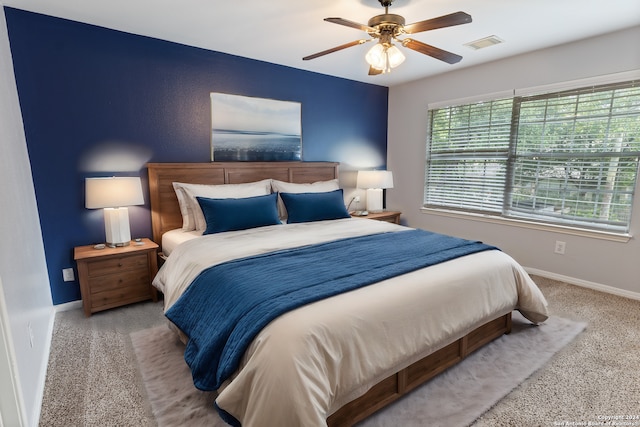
top-left (32, 301), bottom-right (81, 426)
top-left (31, 306), bottom-right (56, 427)
top-left (53, 300), bottom-right (82, 313)
top-left (525, 267), bottom-right (640, 302)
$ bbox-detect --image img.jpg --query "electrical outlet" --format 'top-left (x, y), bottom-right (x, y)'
top-left (554, 241), bottom-right (566, 255)
top-left (62, 268), bottom-right (75, 282)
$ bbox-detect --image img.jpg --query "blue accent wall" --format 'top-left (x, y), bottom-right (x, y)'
top-left (4, 8), bottom-right (389, 305)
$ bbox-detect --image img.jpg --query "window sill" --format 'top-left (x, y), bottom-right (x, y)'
top-left (420, 207), bottom-right (631, 243)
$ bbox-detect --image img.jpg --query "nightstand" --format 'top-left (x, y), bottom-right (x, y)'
top-left (74, 238), bottom-right (159, 317)
top-left (351, 211), bottom-right (401, 224)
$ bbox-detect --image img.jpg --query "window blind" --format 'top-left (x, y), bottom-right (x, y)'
top-left (425, 79), bottom-right (640, 232)
top-left (425, 98), bottom-right (513, 213)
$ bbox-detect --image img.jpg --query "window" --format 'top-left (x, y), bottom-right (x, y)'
top-left (425, 79), bottom-right (640, 233)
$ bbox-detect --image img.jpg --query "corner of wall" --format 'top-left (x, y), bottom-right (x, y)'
top-left (1, 5), bottom-right (54, 426)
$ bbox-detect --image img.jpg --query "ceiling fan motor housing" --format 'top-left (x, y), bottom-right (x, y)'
top-left (368, 14), bottom-right (405, 28)
top-left (368, 14), bottom-right (405, 40)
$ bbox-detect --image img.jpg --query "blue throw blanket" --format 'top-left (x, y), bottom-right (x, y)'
top-left (165, 229), bottom-right (497, 393)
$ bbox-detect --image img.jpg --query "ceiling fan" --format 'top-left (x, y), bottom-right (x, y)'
top-left (303, 0), bottom-right (472, 75)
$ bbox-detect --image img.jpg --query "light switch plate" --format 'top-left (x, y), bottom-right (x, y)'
top-left (62, 268), bottom-right (75, 282)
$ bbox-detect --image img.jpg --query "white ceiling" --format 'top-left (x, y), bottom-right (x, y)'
top-left (4, 0), bottom-right (640, 87)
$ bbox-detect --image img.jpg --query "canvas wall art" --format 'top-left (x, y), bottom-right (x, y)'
top-left (210, 93), bottom-right (302, 161)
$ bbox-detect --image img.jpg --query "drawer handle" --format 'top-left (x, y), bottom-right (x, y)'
top-left (118, 263), bottom-right (123, 267)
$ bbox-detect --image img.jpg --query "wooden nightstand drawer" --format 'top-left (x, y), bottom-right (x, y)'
top-left (88, 268), bottom-right (150, 294)
top-left (90, 280), bottom-right (152, 310)
top-left (74, 238), bottom-right (159, 316)
top-left (87, 253), bottom-right (148, 277)
top-left (374, 215), bottom-right (400, 224)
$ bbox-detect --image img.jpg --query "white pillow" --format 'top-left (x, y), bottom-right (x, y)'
top-left (173, 180), bottom-right (272, 231)
top-left (271, 179), bottom-right (339, 219)
top-left (172, 183), bottom-right (197, 231)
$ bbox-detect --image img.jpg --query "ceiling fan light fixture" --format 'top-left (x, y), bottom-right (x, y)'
top-left (386, 45), bottom-right (405, 68)
top-left (365, 43), bottom-right (405, 73)
top-left (365, 43), bottom-right (386, 70)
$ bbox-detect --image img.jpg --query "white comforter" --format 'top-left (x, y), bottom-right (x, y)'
top-left (153, 218), bottom-right (549, 426)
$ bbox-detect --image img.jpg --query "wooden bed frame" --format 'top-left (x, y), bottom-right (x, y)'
top-left (146, 161), bottom-right (512, 427)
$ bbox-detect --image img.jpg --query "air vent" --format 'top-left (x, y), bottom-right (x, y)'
top-left (464, 35), bottom-right (504, 50)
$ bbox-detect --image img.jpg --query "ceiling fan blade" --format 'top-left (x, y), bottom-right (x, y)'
top-left (303, 39), bottom-right (369, 61)
top-left (404, 11), bottom-right (472, 34)
top-left (368, 66), bottom-right (383, 76)
top-left (401, 38), bottom-right (463, 64)
top-left (325, 17), bottom-right (376, 33)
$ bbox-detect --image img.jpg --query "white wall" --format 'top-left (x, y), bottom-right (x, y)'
top-left (0, 4), bottom-right (54, 426)
top-left (387, 26), bottom-right (640, 296)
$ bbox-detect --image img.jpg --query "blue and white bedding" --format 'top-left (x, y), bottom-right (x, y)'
top-left (166, 230), bottom-right (496, 390)
top-left (153, 218), bottom-right (549, 426)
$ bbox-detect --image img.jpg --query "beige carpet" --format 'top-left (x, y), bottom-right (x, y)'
top-left (131, 311), bottom-right (586, 427)
top-left (38, 301), bottom-right (165, 427)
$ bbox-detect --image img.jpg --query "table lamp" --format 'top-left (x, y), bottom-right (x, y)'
top-left (85, 177), bottom-right (144, 247)
top-left (357, 170), bottom-right (394, 213)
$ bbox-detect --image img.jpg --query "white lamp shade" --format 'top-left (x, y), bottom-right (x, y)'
top-left (357, 170), bottom-right (394, 190)
top-left (85, 177), bottom-right (144, 209)
top-left (365, 43), bottom-right (386, 71)
top-left (386, 45), bottom-right (405, 68)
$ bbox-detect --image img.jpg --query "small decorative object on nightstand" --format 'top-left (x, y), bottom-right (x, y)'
top-left (74, 238), bottom-right (159, 317)
top-left (351, 210), bottom-right (401, 224)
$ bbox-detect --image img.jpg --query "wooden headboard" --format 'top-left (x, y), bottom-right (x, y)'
top-left (147, 162), bottom-right (339, 244)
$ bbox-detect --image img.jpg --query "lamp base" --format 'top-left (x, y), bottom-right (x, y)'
top-left (107, 241), bottom-right (130, 248)
top-left (365, 188), bottom-right (384, 213)
top-left (104, 207), bottom-right (132, 247)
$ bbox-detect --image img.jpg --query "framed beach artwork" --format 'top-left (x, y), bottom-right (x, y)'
top-left (210, 93), bottom-right (302, 161)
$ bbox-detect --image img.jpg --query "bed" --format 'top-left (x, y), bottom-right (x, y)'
top-left (147, 161), bottom-right (549, 427)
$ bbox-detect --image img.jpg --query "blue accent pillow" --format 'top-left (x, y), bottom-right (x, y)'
top-left (196, 193), bottom-right (280, 234)
top-left (280, 189), bottom-right (350, 224)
